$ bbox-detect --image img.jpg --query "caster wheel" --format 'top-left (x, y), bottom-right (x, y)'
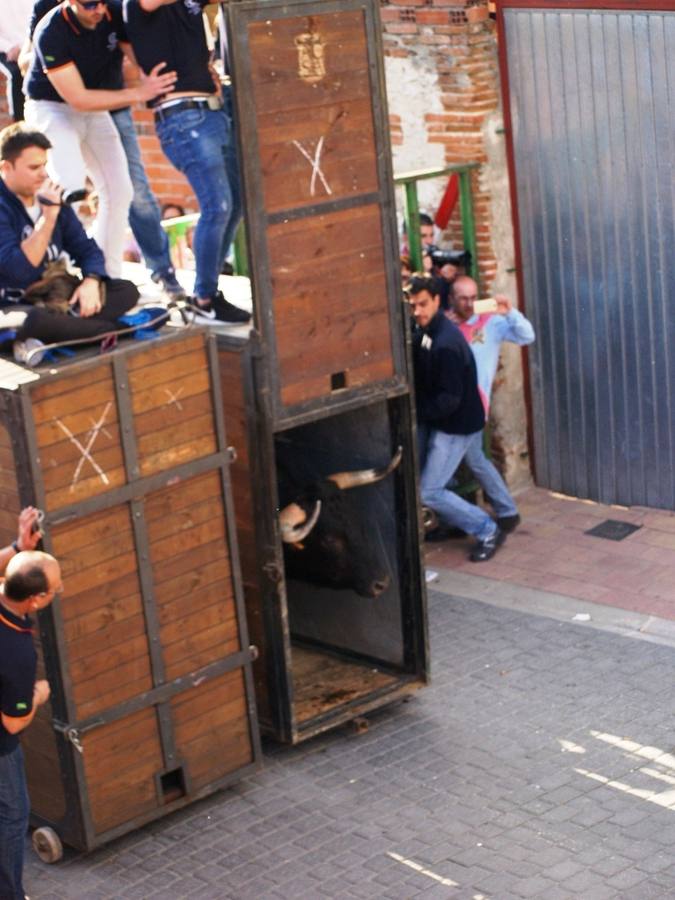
top-left (32, 826), bottom-right (63, 864)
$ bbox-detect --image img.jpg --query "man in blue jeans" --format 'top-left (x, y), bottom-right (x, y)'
top-left (27, 0), bottom-right (186, 297)
top-left (409, 275), bottom-right (507, 562)
top-left (0, 514), bottom-right (61, 900)
top-left (123, 0), bottom-right (250, 324)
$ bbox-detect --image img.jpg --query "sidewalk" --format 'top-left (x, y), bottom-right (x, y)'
top-left (426, 485), bottom-right (675, 622)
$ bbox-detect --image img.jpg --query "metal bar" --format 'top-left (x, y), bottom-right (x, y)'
top-left (46, 452), bottom-right (226, 526)
top-left (111, 355), bottom-right (139, 481)
top-left (233, 221), bottom-right (249, 277)
top-left (267, 191), bottom-right (381, 226)
top-left (458, 168), bottom-right (479, 285)
top-left (394, 163), bottom-right (480, 183)
top-left (274, 380), bottom-right (410, 433)
top-left (404, 180), bottom-right (423, 272)
top-left (53, 649), bottom-right (255, 736)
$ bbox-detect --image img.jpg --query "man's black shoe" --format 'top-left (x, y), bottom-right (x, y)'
top-left (497, 514), bottom-right (521, 534)
top-left (187, 290), bottom-right (251, 324)
top-left (469, 526), bottom-right (505, 562)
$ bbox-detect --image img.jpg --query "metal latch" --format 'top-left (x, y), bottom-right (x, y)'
top-left (52, 717), bottom-right (103, 754)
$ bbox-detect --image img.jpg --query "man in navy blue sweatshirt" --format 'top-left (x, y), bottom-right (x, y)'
top-left (0, 124), bottom-right (137, 346)
top-left (409, 275), bottom-right (506, 562)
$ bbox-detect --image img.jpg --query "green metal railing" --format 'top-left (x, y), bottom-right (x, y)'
top-left (394, 163), bottom-right (480, 282)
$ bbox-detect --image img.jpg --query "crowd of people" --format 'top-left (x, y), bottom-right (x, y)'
top-left (0, 0), bottom-right (251, 364)
top-left (405, 217), bottom-right (535, 564)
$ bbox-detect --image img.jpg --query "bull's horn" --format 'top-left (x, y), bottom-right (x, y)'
top-left (327, 446), bottom-right (403, 491)
top-left (279, 500), bottom-right (322, 543)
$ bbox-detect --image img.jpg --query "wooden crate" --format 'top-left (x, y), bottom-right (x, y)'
top-left (217, 335), bottom-right (428, 744)
top-left (0, 330), bottom-right (261, 852)
top-left (228, 0), bottom-right (407, 423)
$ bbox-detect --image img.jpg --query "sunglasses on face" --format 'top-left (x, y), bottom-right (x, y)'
top-left (77, 0), bottom-right (107, 9)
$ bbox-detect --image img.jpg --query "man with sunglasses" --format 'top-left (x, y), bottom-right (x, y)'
top-left (24, 0), bottom-right (176, 277)
top-left (122, 0), bottom-right (251, 324)
top-left (0, 546), bottom-right (62, 900)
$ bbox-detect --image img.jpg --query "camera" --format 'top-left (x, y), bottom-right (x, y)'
top-left (37, 188), bottom-right (89, 207)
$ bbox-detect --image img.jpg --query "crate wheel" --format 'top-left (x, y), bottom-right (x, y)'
top-left (32, 826), bottom-right (63, 864)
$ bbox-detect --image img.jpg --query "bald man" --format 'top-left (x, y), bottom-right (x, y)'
top-left (0, 549), bottom-right (62, 900)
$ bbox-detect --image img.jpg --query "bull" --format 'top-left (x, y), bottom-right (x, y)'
top-left (277, 446), bottom-right (402, 599)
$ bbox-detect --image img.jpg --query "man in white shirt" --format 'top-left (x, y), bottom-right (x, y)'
top-left (0, 0), bottom-right (35, 121)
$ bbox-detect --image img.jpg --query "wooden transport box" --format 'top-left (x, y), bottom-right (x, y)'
top-left (228, 0), bottom-right (409, 424)
top-left (0, 330), bottom-right (261, 855)
top-left (217, 335), bottom-right (428, 744)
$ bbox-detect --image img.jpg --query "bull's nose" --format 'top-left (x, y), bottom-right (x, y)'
top-left (369, 575), bottom-right (390, 598)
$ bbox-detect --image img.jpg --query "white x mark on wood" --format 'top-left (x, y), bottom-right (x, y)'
top-left (164, 387), bottom-right (184, 411)
top-left (292, 135), bottom-right (333, 197)
top-left (56, 401), bottom-right (112, 491)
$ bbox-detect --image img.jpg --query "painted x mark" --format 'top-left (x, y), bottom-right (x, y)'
top-left (56, 401), bottom-right (112, 491)
top-left (292, 135), bottom-right (333, 197)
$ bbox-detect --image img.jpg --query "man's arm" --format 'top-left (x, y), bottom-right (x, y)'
top-left (1, 679), bottom-right (50, 735)
top-left (46, 60), bottom-right (177, 112)
top-left (493, 295), bottom-right (535, 345)
top-left (18, 177), bottom-right (61, 267)
top-left (0, 507), bottom-right (43, 574)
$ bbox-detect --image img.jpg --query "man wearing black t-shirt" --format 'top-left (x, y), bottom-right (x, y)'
top-left (24, 0), bottom-right (176, 276)
top-left (27, 0), bottom-right (186, 298)
top-left (123, 0), bottom-right (250, 324)
top-left (0, 549), bottom-right (62, 900)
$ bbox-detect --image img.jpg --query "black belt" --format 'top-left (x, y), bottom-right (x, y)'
top-left (153, 98), bottom-right (221, 123)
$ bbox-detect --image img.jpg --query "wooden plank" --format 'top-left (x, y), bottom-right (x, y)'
top-left (45, 465), bottom-right (127, 512)
top-left (56, 545), bottom-right (138, 598)
top-left (252, 71), bottom-right (371, 118)
top-left (280, 356), bottom-right (394, 407)
top-left (73, 657), bottom-right (153, 718)
top-left (291, 646), bottom-right (400, 724)
top-left (35, 414), bottom-right (120, 452)
top-left (145, 494), bottom-right (223, 545)
top-left (138, 435), bottom-right (217, 478)
top-left (152, 538), bottom-right (231, 586)
top-left (155, 558), bottom-right (231, 611)
top-left (144, 471), bottom-right (220, 523)
top-left (41, 444), bottom-right (125, 494)
top-left (63, 588), bottom-right (144, 641)
top-left (126, 332), bottom-right (204, 371)
top-left (160, 602), bottom-right (236, 650)
top-left (127, 347), bottom-right (208, 391)
top-left (30, 364), bottom-right (111, 403)
top-left (130, 369), bottom-right (210, 416)
top-left (66, 611), bottom-right (147, 663)
top-left (134, 391), bottom-right (213, 439)
top-left (158, 576), bottom-right (234, 627)
top-left (149, 518), bottom-right (227, 566)
top-left (163, 629), bottom-right (240, 681)
top-left (32, 379), bottom-right (116, 427)
top-left (37, 426), bottom-right (121, 473)
top-left (136, 412), bottom-right (215, 460)
top-left (257, 98), bottom-right (374, 146)
top-left (170, 669), bottom-right (246, 723)
top-left (51, 506), bottom-right (133, 564)
top-left (60, 570), bottom-right (142, 622)
top-left (69, 633), bottom-right (150, 684)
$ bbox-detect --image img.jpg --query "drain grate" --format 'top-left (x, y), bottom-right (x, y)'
top-left (585, 519), bottom-right (642, 541)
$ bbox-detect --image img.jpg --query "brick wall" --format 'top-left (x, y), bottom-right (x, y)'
top-left (380, 0), bottom-right (500, 291)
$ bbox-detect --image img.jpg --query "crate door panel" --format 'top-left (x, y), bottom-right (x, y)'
top-left (146, 471), bottom-right (240, 681)
top-left (31, 364), bottom-right (125, 510)
top-left (231, 0), bottom-right (402, 414)
top-left (51, 505), bottom-right (153, 721)
top-left (128, 334), bottom-right (218, 477)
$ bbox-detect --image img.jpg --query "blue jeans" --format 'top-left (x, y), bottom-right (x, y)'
top-left (419, 427), bottom-right (501, 541)
top-left (155, 87), bottom-right (242, 299)
top-left (0, 745), bottom-right (30, 900)
top-left (464, 430), bottom-right (518, 518)
top-left (111, 107), bottom-right (173, 278)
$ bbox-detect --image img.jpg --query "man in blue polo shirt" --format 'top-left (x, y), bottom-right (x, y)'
top-left (123, 0), bottom-right (251, 324)
top-left (27, 0), bottom-right (186, 298)
top-left (24, 0), bottom-right (176, 277)
top-left (0, 547), bottom-right (62, 900)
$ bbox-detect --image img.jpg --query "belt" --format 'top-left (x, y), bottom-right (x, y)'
top-left (153, 97), bottom-right (223, 123)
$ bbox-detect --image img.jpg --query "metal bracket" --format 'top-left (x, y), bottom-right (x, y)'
top-left (52, 717), bottom-right (103, 753)
top-left (227, 445), bottom-right (238, 463)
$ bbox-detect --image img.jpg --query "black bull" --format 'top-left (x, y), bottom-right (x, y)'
top-left (278, 447), bottom-right (403, 599)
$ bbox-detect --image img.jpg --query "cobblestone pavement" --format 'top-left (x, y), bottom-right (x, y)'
top-left (25, 589), bottom-right (675, 899)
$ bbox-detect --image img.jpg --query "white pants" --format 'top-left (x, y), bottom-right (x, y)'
top-left (25, 99), bottom-right (133, 277)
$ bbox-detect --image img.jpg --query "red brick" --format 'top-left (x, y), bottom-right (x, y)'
top-left (384, 22), bottom-right (418, 34)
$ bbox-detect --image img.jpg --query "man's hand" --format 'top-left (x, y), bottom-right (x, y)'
top-left (33, 680), bottom-right (51, 707)
top-left (37, 178), bottom-right (63, 217)
top-left (16, 507), bottom-right (42, 552)
top-left (6, 44), bottom-right (21, 63)
top-left (137, 62), bottom-right (178, 103)
top-left (495, 294), bottom-right (513, 315)
top-left (70, 278), bottom-right (102, 318)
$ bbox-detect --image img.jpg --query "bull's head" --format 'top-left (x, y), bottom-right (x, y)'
top-left (279, 447), bottom-right (402, 599)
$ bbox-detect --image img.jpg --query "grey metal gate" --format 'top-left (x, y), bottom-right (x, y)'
top-left (501, 4), bottom-right (675, 509)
